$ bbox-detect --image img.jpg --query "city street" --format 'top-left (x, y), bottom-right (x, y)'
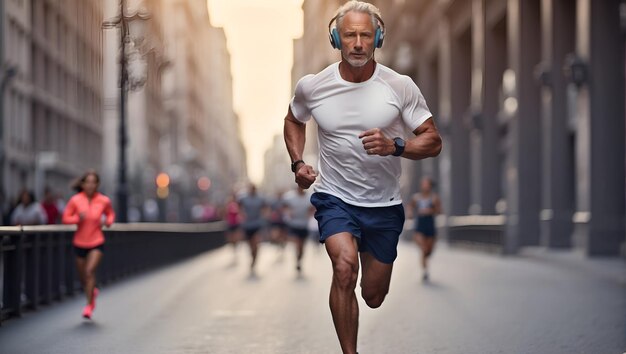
top-left (0, 238), bottom-right (624, 354)
top-left (0, 0), bottom-right (624, 352)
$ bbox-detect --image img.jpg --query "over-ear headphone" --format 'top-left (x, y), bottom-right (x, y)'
top-left (328, 13), bottom-right (385, 50)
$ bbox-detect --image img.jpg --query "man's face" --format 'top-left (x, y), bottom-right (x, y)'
top-left (339, 11), bottom-right (376, 68)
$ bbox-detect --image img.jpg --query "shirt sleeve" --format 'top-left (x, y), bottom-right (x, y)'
top-left (103, 198), bottom-right (116, 226)
top-left (62, 197), bottom-right (80, 224)
top-left (289, 74), bottom-right (314, 123)
top-left (402, 78), bottom-right (433, 131)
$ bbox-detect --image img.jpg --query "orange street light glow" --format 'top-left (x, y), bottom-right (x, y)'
top-left (156, 173), bottom-right (170, 188)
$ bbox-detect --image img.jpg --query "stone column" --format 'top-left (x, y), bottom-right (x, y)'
top-left (573, 0), bottom-right (625, 256)
top-left (503, 0), bottom-right (542, 253)
top-left (470, 0), bottom-right (503, 215)
top-left (438, 20), bottom-right (454, 220)
top-left (484, 2), bottom-right (508, 216)
top-left (469, 0), bottom-right (484, 215)
top-left (538, 0), bottom-right (576, 248)
top-left (448, 18), bottom-right (472, 216)
top-left (416, 50), bottom-right (440, 195)
top-left (0, 0), bottom-right (5, 211)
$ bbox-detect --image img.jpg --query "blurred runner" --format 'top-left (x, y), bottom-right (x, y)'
top-left (283, 187), bottom-right (312, 274)
top-left (409, 177), bottom-right (441, 281)
top-left (238, 184), bottom-right (267, 276)
top-left (62, 170), bottom-right (115, 319)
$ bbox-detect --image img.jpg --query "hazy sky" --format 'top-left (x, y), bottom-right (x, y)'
top-left (207, 0), bottom-right (304, 184)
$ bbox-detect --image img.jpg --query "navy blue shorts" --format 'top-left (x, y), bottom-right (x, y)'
top-left (415, 216), bottom-right (436, 237)
top-left (310, 192), bottom-right (405, 264)
top-left (270, 221), bottom-right (287, 229)
top-left (243, 227), bottom-right (261, 239)
top-left (289, 227), bottom-right (308, 239)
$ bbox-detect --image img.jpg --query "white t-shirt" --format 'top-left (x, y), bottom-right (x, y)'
top-left (290, 62), bottom-right (432, 207)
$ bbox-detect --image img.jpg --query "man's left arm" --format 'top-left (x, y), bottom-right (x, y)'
top-left (359, 118), bottom-right (442, 160)
top-left (402, 118), bottom-right (442, 160)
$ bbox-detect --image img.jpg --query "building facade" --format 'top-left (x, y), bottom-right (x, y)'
top-left (160, 0), bottom-right (246, 219)
top-left (1, 0), bottom-right (104, 215)
top-left (203, 24), bottom-right (247, 204)
top-left (102, 0), bottom-right (246, 221)
top-left (102, 0), bottom-right (170, 221)
top-left (0, 0), bottom-right (245, 223)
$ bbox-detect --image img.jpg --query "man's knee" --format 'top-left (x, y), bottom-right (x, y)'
top-left (332, 260), bottom-right (358, 290)
top-left (362, 288), bottom-right (387, 308)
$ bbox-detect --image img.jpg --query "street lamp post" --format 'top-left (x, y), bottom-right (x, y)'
top-left (103, 0), bottom-right (149, 222)
top-left (117, 0), bottom-right (130, 223)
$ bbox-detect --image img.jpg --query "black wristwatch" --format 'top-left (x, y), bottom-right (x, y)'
top-left (392, 137), bottom-right (405, 156)
top-left (291, 159), bottom-right (305, 172)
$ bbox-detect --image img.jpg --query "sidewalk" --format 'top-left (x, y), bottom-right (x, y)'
top-left (0, 240), bottom-right (623, 353)
top-left (519, 246), bottom-right (626, 285)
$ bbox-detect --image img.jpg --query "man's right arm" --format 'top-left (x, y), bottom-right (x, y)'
top-left (284, 107), bottom-right (305, 166)
top-left (283, 107), bottom-right (317, 189)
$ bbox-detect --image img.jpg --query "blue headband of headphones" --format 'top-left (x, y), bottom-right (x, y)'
top-left (328, 13), bottom-right (385, 50)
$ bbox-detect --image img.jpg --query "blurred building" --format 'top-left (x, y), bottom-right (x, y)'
top-left (102, 0), bottom-right (168, 220)
top-left (102, 0), bottom-right (246, 221)
top-left (292, 0), bottom-right (343, 82)
top-left (293, 0), bottom-right (625, 256)
top-left (0, 0), bottom-right (104, 209)
top-left (203, 24), bottom-right (247, 204)
top-left (160, 0), bottom-right (246, 220)
top-left (262, 134), bottom-right (292, 196)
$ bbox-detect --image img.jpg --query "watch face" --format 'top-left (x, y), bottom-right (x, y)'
top-left (393, 137), bottom-right (405, 156)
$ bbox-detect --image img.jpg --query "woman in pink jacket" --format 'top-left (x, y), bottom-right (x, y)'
top-left (62, 170), bottom-right (115, 319)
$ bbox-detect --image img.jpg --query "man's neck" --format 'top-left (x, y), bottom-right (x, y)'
top-left (338, 59), bottom-right (376, 83)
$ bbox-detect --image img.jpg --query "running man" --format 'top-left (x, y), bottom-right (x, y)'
top-left (283, 2), bottom-right (442, 352)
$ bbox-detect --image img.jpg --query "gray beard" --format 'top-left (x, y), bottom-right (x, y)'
top-left (347, 58), bottom-right (367, 67)
top-left (343, 52), bottom-right (374, 68)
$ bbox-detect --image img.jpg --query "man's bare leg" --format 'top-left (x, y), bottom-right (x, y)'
top-left (249, 233), bottom-right (260, 274)
top-left (295, 236), bottom-right (305, 272)
top-left (359, 252), bottom-right (393, 308)
top-left (325, 232), bottom-right (359, 354)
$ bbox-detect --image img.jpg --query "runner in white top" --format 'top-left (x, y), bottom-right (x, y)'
top-left (283, 2), bottom-right (442, 353)
top-left (291, 62), bottom-right (432, 207)
top-left (283, 187), bottom-right (313, 274)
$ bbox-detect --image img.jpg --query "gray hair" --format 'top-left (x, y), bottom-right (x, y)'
top-left (334, 1), bottom-right (382, 32)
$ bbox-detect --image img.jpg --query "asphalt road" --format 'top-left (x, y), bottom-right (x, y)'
top-left (0, 239), bottom-right (624, 354)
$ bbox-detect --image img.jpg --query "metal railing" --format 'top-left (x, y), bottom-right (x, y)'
top-left (0, 222), bottom-right (226, 324)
